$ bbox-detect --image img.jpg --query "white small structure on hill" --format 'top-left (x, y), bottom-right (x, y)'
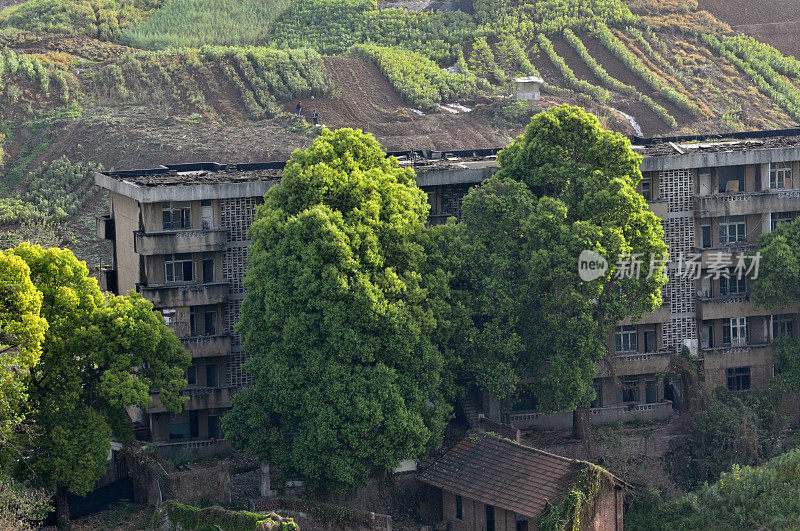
top-left (514, 76), bottom-right (543, 106)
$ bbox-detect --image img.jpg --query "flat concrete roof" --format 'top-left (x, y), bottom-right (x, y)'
top-left (95, 128), bottom-right (800, 200)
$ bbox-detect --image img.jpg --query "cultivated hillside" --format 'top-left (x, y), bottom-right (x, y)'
top-left (1, 0), bottom-right (800, 267)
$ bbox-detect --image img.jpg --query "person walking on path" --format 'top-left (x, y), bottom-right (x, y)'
top-left (296, 102), bottom-right (302, 116)
top-left (312, 111), bottom-right (319, 126)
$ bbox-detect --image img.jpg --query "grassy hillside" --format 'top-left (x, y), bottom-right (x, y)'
top-left (2, 0), bottom-right (800, 267)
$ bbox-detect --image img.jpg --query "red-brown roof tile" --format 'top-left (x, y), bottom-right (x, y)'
top-left (418, 432), bottom-right (593, 518)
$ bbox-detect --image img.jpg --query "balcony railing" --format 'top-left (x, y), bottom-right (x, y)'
top-left (136, 281), bottom-right (229, 308)
top-left (134, 228), bottom-right (228, 255)
top-left (146, 386), bottom-right (233, 413)
top-left (696, 188), bottom-right (800, 216)
top-left (701, 342), bottom-right (769, 355)
top-left (509, 400), bottom-right (673, 429)
top-left (180, 334), bottom-right (231, 358)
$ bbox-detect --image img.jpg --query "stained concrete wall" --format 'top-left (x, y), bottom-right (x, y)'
top-left (111, 192), bottom-right (142, 293)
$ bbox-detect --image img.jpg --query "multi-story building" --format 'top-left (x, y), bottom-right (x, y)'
top-left (94, 154), bottom-right (497, 455)
top-left (96, 129), bottom-right (800, 446)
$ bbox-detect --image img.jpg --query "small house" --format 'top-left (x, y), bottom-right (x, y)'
top-left (418, 432), bottom-right (625, 530)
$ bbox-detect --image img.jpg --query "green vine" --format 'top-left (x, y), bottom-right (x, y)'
top-left (535, 465), bottom-right (613, 531)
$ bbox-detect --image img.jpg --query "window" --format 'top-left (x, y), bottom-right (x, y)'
top-left (701, 222), bottom-right (712, 248)
top-left (515, 515), bottom-right (529, 531)
top-left (203, 259), bottom-right (215, 282)
top-left (640, 180), bottom-right (651, 201)
top-left (719, 216), bottom-right (746, 244)
top-left (770, 162), bottom-right (792, 189)
top-left (591, 380), bottom-right (603, 408)
top-left (165, 253), bottom-right (194, 283)
top-left (206, 363), bottom-right (219, 387)
top-left (723, 317), bottom-right (748, 346)
top-left (720, 276), bottom-right (746, 296)
top-left (645, 378), bottom-right (658, 404)
top-left (771, 211), bottom-right (795, 231)
top-left (620, 379), bottom-right (638, 403)
top-left (204, 310), bottom-right (217, 336)
top-left (186, 364), bottom-right (197, 385)
top-left (201, 199), bottom-right (214, 230)
top-left (208, 416), bottom-right (221, 439)
top-left (615, 325), bottom-right (637, 353)
top-left (190, 310), bottom-right (196, 336)
top-left (162, 201), bottom-right (191, 230)
top-left (727, 367), bottom-right (751, 390)
top-left (702, 321), bottom-right (714, 349)
top-left (643, 328), bottom-right (657, 353)
top-left (455, 495), bottom-right (463, 520)
top-left (773, 314), bottom-right (795, 338)
top-left (169, 411), bottom-right (198, 439)
top-left (718, 166), bottom-right (744, 193)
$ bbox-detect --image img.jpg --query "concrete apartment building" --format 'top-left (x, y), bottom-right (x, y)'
top-left (95, 129), bottom-right (800, 450)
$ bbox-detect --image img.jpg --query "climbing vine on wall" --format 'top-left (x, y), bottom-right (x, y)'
top-left (535, 465), bottom-right (614, 531)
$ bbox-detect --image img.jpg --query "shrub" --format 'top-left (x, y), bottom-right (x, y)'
top-left (350, 44), bottom-right (480, 110)
top-left (468, 36), bottom-right (507, 83)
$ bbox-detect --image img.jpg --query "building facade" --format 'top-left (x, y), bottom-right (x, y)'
top-left (96, 130), bottom-right (800, 448)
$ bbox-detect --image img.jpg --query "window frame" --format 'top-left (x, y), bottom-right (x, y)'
top-left (770, 162), bottom-right (792, 190)
top-left (614, 325), bottom-right (638, 353)
top-left (719, 216), bottom-right (746, 244)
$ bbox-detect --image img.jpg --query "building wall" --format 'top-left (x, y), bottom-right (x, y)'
top-left (442, 490), bottom-right (519, 531)
top-left (111, 192), bottom-right (142, 293)
top-left (590, 486), bottom-right (623, 531)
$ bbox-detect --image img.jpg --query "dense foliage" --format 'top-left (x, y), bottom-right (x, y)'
top-left (451, 106), bottom-right (667, 411)
top-left (224, 128), bottom-right (452, 493)
top-left (157, 501), bottom-right (298, 531)
top-left (0, 156), bottom-right (101, 224)
top-left (0, 47), bottom-right (73, 103)
top-left (0, 0), bottom-right (163, 41)
top-left (3, 244), bottom-right (189, 525)
top-left (629, 446), bottom-right (800, 530)
top-left (0, 476), bottom-right (51, 531)
top-left (351, 44), bottom-right (480, 110)
top-left (0, 253), bottom-right (47, 440)
top-left (269, 0), bottom-right (475, 64)
top-left (121, 0), bottom-right (293, 50)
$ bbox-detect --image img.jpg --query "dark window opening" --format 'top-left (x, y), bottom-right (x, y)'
top-left (718, 166), bottom-right (744, 193)
top-left (206, 363), bottom-right (219, 388)
top-left (620, 380), bottom-right (638, 403)
top-left (204, 311), bottom-right (217, 336)
top-left (455, 495), bottom-right (463, 520)
top-left (203, 259), bottom-right (214, 283)
top-left (727, 367), bottom-right (751, 390)
top-left (162, 201), bottom-right (191, 230)
top-left (208, 416), bottom-right (221, 439)
top-left (485, 505), bottom-right (495, 531)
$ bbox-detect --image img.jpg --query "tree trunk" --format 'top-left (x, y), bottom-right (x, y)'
top-left (55, 484), bottom-right (71, 530)
top-left (572, 407), bottom-right (590, 440)
top-left (259, 462), bottom-right (271, 498)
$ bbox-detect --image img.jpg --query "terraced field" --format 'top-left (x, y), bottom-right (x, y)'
top-left (3, 0), bottom-right (800, 266)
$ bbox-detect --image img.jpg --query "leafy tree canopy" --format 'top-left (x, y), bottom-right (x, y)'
top-left (3, 244), bottom-right (188, 522)
top-left (454, 105), bottom-right (667, 411)
top-left (224, 128), bottom-right (451, 493)
top-left (0, 252), bottom-right (47, 440)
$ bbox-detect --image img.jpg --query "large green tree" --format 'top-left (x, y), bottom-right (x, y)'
top-left (0, 252), bottom-right (47, 440)
top-left (223, 128), bottom-right (451, 493)
top-left (4, 244), bottom-right (189, 527)
top-left (454, 105), bottom-right (668, 436)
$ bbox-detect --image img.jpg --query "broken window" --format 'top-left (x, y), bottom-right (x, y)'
top-left (162, 201), bottom-right (191, 230)
top-left (615, 325), bottom-right (637, 353)
top-left (718, 166), bottom-right (744, 193)
top-left (727, 367), bottom-right (751, 390)
top-left (619, 379), bottom-right (639, 403)
top-left (770, 162), bottom-right (792, 190)
top-left (640, 179), bottom-right (652, 201)
top-left (165, 253), bottom-right (194, 283)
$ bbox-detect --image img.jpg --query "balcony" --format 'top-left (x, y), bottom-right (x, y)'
top-left (180, 334), bottom-right (231, 359)
top-left (694, 243), bottom-right (756, 268)
top-left (96, 214), bottom-right (114, 240)
top-left (134, 229), bottom-right (228, 255)
top-left (697, 293), bottom-right (787, 320)
top-left (98, 267), bottom-right (118, 295)
top-left (509, 400), bottom-right (673, 429)
top-left (147, 386), bottom-right (233, 414)
top-left (696, 189), bottom-right (800, 217)
top-left (137, 281), bottom-right (229, 308)
top-left (598, 349), bottom-right (672, 378)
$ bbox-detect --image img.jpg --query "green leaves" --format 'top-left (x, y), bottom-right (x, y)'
top-left (227, 128), bottom-right (450, 493)
top-left (453, 105), bottom-right (667, 411)
top-left (4, 244), bottom-right (188, 497)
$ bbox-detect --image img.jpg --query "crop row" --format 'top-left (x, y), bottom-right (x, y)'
top-left (469, 37), bottom-right (507, 84)
top-left (717, 35), bottom-right (800, 81)
top-left (474, 0), bottom-right (637, 42)
top-left (269, 0), bottom-right (475, 64)
top-left (702, 34), bottom-right (800, 123)
top-left (538, 33), bottom-right (610, 103)
top-left (562, 29), bottom-right (676, 127)
top-left (349, 44), bottom-right (480, 111)
top-left (0, 156), bottom-right (101, 225)
top-left (0, 0), bottom-right (163, 42)
top-left (0, 47), bottom-right (72, 102)
top-left (593, 23), bottom-right (699, 116)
